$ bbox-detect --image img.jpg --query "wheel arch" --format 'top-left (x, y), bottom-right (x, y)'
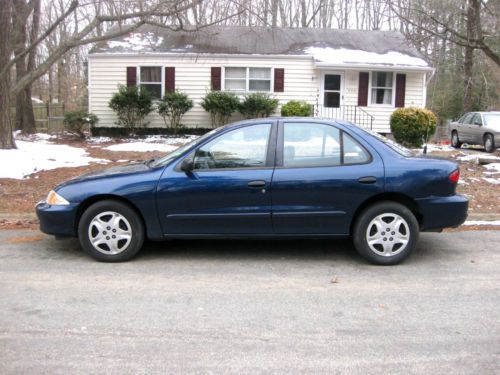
top-left (350, 192), bottom-right (423, 235)
top-left (75, 194), bottom-right (147, 235)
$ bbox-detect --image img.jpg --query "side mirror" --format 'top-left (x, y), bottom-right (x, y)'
top-left (180, 158), bottom-right (194, 173)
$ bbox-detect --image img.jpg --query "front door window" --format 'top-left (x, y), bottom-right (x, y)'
top-left (323, 74), bottom-right (341, 108)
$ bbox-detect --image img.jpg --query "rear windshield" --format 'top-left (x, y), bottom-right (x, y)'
top-left (356, 127), bottom-right (414, 157)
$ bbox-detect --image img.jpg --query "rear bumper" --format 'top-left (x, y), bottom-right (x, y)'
top-left (36, 201), bottom-right (78, 237)
top-left (417, 195), bottom-right (468, 231)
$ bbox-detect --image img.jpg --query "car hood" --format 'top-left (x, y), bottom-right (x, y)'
top-left (57, 163), bottom-right (152, 187)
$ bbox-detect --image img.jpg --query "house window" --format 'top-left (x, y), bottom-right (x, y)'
top-left (371, 72), bottom-right (393, 105)
top-left (139, 66), bottom-right (162, 99)
top-left (224, 67), bottom-right (272, 92)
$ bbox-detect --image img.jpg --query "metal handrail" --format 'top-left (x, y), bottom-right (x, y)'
top-left (314, 104), bottom-right (374, 130)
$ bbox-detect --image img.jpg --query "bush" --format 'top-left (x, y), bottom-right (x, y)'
top-left (63, 110), bottom-right (98, 139)
top-left (281, 100), bottom-right (313, 117)
top-left (238, 92), bottom-right (279, 119)
top-left (200, 91), bottom-right (240, 128)
top-left (157, 91), bottom-right (193, 134)
top-left (108, 85), bottom-right (153, 135)
top-left (390, 107), bottom-right (437, 148)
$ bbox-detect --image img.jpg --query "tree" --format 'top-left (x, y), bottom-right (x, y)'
top-left (0, 0), bottom-right (231, 149)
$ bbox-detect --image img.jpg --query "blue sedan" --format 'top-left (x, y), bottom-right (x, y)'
top-left (36, 118), bottom-right (468, 264)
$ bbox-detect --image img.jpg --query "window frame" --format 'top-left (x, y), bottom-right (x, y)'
top-left (137, 65), bottom-right (164, 100)
top-left (368, 71), bottom-right (396, 107)
top-left (276, 121), bottom-right (372, 169)
top-left (222, 66), bottom-right (274, 93)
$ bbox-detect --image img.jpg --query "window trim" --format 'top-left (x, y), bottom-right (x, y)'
top-left (276, 121), bottom-right (372, 169)
top-left (222, 66), bottom-right (274, 93)
top-left (137, 65), bottom-right (164, 100)
top-left (368, 71), bottom-right (396, 107)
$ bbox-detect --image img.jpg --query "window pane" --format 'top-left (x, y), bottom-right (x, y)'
top-left (194, 124), bottom-right (271, 169)
top-left (140, 67), bottom-right (161, 83)
top-left (140, 84), bottom-right (161, 99)
top-left (324, 75), bottom-right (340, 91)
top-left (371, 88), bottom-right (392, 104)
top-left (372, 72), bottom-right (393, 88)
top-left (249, 79), bottom-right (271, 91)
top-left (343, 133), bottom-right (370, 164)
top-left (249, 68), bottom-right (271, 79)
top-left (225, 67), bottom-right (246, 79)
top-left (283, 123), bottom-right (341, 167)
top-left (324, 92), bottom-right (340, 108)
top-left (225, 79), bottom-right (246, 91)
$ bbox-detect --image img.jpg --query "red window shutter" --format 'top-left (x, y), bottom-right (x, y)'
top-left (274, 68), bottom-right (284, 92)
top-left (211, 67), bottom-right (221, 91)
top-left (357, 72), bottom-right (369, 106)
top-left (165, 67), bottom-right (175, 93)
top-left (395, 73), bottom-right (406, 108)
top-left (126, 67), bottom-right (137, 87)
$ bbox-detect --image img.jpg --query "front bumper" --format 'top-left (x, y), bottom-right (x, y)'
top-left (36, 201), bottom-right (79, 237)
top-left (417, 195), bottom-right (469, 231)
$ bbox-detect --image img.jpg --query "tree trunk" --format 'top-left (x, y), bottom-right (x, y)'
top-left (463, 0), bottom-right (477, 112)
top-left (13, 0), bottom-right (36, 134)
top-left (0, 0), bottom-right (16, 149)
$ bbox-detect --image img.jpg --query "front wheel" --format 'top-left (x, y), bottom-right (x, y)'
top-left (353, 202), bottom-right (419, 265)
top-left (484, 134), bottom-right (495, 153)
top-left (78, 200), bottom-right (145, 262)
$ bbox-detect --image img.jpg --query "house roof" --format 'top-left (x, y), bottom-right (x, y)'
top-left (90, 25), bottom-right (430, 69)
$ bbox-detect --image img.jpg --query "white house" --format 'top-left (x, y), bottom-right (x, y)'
top-left (88, 25), bottom-right (433, 134)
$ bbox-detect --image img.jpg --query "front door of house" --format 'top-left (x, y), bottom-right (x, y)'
top-left (322, 73), bottom-right (343, 108)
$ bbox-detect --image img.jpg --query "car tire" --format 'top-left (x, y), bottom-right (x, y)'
top-left (353, 201), bottom-right (419, 265)
top-left (484, 134), bottom-right (495, 153)
top-left (78, 200), bottom-right (145, 262)
top-left (451, 131), bottom-right (462, 149)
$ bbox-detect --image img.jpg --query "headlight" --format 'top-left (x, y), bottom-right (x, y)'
top-left (46, 190), bottom-right (70, 205)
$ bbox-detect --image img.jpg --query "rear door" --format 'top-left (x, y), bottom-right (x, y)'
top-left (271, 121), bottom-right (385, 235)
top-left (460, 113), bottom-right (475, 142)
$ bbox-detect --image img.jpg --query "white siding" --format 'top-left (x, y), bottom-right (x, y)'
top-left (89, 54), bottom-right (318, 129)
top-left (89, 54), bottom-right (427, 133)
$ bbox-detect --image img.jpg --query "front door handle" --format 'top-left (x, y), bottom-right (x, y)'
top-left (358, 176), bottom-right (377, 184)
top-left (247, 180), bottom-right (266, 188)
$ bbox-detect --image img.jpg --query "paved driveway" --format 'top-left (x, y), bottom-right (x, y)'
top-left (0, 230), bottom-right (499, 374)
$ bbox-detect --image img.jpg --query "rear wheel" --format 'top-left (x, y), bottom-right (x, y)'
top-left (451, 131), bottom-right (462, 148)
top-left (353, 202), bottom-right (419, 265)
top-left (78, 200), bottom-right (145, 262)
top-left (484, 134), bottom-right (495, 153)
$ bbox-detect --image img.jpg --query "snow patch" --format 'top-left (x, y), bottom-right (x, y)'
top-left (0, 140), bottom-right (108, 179)
top-left (463, 220), bottom-right (500, 226)
top-left (104, 142), bottom-right (179, 152)
top-left (108, 32), bottom-right (164, 51)
top-left (304, 47), bottom-right (428, 67)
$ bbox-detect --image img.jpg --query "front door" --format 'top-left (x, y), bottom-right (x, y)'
top-left (271, 121), bottom-right (384, 235)
top-left (156, 122), bottom-right (276, 235)
top-left (322, 72), bottom-right (343, 108)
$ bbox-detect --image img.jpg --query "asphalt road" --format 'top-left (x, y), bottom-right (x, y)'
top-left (0, 230), bottom-right (499, 374)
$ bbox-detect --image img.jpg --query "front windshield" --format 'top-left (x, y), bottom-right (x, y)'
top-left (149, 128), bottom-right (220, 168)
top-left (356, 127), bottom-right (414, 157)
top-left (484, 113), bottom-right (500, 129)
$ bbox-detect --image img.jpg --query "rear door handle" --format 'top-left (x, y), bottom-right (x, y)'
top-left (247, 180), bottom-right (266, 188)
top-left (358, 176), bottom-right (377, 184)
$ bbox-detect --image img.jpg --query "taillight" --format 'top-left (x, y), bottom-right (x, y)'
top-left (449, 169), bottom-right (460, 184)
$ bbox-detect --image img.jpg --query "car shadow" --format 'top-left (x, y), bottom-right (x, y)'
top-left (138, 238), bottom-right (359, 263)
